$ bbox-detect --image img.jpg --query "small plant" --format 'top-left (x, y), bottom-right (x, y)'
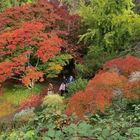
top-left (14, 107), bottom-right (36, 123)
top-left (42, 94), bottom-right (64, 113)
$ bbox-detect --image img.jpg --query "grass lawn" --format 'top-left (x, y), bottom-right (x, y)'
top-left (1, 84), bottom-right (45, 106)
top-left (0, 84), bottom-right (45, 118)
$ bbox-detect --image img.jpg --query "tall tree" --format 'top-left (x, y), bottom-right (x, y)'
top-left (76, 0), bottom-right (140, 78)
top-left (0, 0), bottom-right (80, 88)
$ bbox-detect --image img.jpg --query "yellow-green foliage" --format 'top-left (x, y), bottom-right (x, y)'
top-left (42, 94), bottom-right (64, 112)
top-left (0, 0), bottom-right (36, 12)
top-left (79, 0), bottom-right (140, 53)
top-left (77, 0), bottom-right (140, 78)
top-left (39, 54), bottom-right (72, 78)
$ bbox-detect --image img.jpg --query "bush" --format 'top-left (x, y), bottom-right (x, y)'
top-left (14, 108), bottom-right (36, 123)
top-left (42, 94), bottom-right (64, 112)
top-left (18, 94), bottom-right (44, 110)
top-left (67, 78), bottom-right (88, 96)
top-left (75, 46), bottom-right (120, 79)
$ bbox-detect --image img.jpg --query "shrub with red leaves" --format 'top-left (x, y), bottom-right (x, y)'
top-left (87, 72), bottom-right (127, 91)
top-left (65, 91), bottom-right (93, 118)
top-left (66, 56), bottom-right (140, 119)
top-left (18, 94), bottom-right (43, 110)
top-left (123, 80), bottom-right (140, 100)
top-left (104, 56), bottom-right (140, 76)
top-left (65, 90), bottom-right (113, 119)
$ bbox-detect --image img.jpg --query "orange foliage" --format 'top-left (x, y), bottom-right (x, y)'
top-left (66, 56), bottom-right (140, 119)
top-left (22, 67), bottom-right (44, 88)
top-left (123, 80), bottom-right (140, 100)
top-left (87, 72), bottom-right (127, 91)
top-left (65, 90), bottom-right (113, 118)
top-left (93, 90), bottom-right (113, 112)
top-left (104, 56), bottom-right (140, 76)
top-left (65, 91), bottom-right (94, 118)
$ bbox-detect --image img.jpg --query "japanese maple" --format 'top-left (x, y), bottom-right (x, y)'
top-left (87, 72), bottom-right (127, 92)
top-left (123, 80), bottom-right (140, 100)
top-left (65, 90), bottom-right (113, 118)
top-left (0, 0), bottom-right (82, 87)
top-left (66, 56), bottom-right (140, 118)
top-left (104, 56), bottom-right (140, 76)
top-left (0, 0), bottom-right (82, 59)
top-left (0, 21), bottom-right (62, 88)
top-left (65, 91), bottom-right (94, 118)
top-left (22, 67), bottom-right (44, 89)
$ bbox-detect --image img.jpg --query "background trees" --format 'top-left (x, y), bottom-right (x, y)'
top-left (0, 0), bottom-right (36, 12)
top-left (76, 0), bottom-right (140, 78)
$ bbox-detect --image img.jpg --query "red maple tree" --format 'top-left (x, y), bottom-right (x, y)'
top-left (0, 0), bottom-right (82, 59)
top-left (0, 0), bottom-right (83, 88)
top-left (0, 0), bottom-right (82, 88)
top-left (0, 21), bottom-right (62, 88)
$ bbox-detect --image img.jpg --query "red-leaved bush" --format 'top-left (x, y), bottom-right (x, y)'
top-left (66, 72), bottom-right (127, 118)
top-left (104, 56), bottom-right (140, 76)
top-left (66, 56), bottom-right (140, 118)
top-left (65, 91), bottom-right (94, 118)
top-left (65, 90), bottom-right (113, 119)
top-left (18, 87), bottom-right (49, 110)
top-left (123, 80), bottom-right (140, 100)
top-left (19, 94), bottom-right (43, 110)
top-left (87, 72), bottom-right (127, 91)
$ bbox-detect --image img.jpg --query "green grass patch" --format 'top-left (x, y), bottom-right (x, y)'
top-left (0, 84), bottom-right (45, 106)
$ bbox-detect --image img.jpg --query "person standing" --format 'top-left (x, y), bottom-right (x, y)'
top-left (68, 75), bottom-right (74, 83)
top-left (47, 83), bottom-right (54, 96)
top-left (62, 75), bottom-right (68, 84)
top-left (59, 82), bottom-right (66, 96)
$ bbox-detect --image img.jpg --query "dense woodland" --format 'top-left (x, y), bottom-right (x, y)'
top-left (0, 0), bottom-right (140, 140)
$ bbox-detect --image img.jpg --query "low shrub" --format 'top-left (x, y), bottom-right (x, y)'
top-left (67, 78), bottom-right (88, 96)
top-left (14, 107), bottom-right (36, 123)
top-left (42, 94), bottom-right (64, 112)
top-left (19, 94), bottom-right (43, 110)
top-left (104, 56), bottom-right (140, 76)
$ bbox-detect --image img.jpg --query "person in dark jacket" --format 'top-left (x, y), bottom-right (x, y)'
top-left (62, 76), bottom-right (68, 84)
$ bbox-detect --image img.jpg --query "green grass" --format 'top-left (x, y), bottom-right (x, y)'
top-left (0, 84), bottom-right (45, 106)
